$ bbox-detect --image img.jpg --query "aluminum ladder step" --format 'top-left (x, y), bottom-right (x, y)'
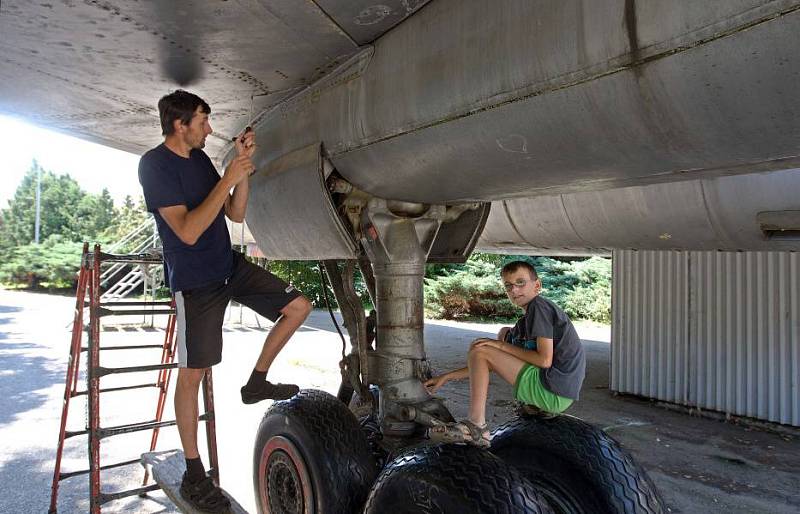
top-left (141, 450), bottom-right (249, 514)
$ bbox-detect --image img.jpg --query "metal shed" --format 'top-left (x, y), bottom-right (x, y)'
top-left (612, 250), bottom-right (799, 426)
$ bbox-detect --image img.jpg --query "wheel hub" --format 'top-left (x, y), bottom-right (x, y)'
top-left (267, 451), bottom-right (304, 513)
top-left (258, 435), bottom-right (314, 514)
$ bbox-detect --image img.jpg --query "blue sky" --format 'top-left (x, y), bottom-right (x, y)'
top-left (0, 114), bottom-right (142, 209)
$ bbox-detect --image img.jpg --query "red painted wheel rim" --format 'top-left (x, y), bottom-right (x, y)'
top-left (258, 435), bottom-right (314, 514)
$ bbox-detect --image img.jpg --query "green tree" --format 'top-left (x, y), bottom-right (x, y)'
top-left (0, 161), bottom-right (127, 253)
top-left (37, 169), bottom-right (85, 242)
top-left (562, 256), bottom-right (612, 323)
top-left (111, 194), bottom-right (151, 240)
top-left (75, 188), bottom-right (116, 240)
top-left (0, 161), bottom-right (151, 289)
top-left (1, 161), bottom-right (41, 252)
top-left (0, 161), bottom-right (88, 248)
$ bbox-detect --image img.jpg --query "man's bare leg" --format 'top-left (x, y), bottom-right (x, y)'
top-left (175, 367), bottom-right (231, 510)
top-left (175, 367), bottom-right (206, 483)
top-left (254, 296), bottom-right (312, 372)
top-left (242, 296), bottom-right (312, 403)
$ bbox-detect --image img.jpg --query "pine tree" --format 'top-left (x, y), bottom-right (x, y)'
top-left (113, 194), bottom-right (150, 239)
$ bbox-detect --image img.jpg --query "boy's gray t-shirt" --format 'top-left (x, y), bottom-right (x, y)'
top-left (505, 296), bottom-right (586, 400)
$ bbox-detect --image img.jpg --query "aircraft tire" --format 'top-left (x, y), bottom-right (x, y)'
top-left (490, 413), bottom-right (666, 514)
top-left (363, 444), bottom-right (553, 514)
top-left (252, 389), bottom-right (377, 514)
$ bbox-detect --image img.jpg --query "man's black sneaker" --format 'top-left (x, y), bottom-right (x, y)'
top-left (240, 381), bottom-right (299, 404)
top-left (179, 472), bottom-right (231, 513)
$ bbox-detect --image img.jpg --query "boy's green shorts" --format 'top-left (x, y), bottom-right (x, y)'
top-left (513, 364), bottom-right (573, 413)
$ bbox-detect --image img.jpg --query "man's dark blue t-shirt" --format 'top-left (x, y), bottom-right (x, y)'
top-left (138, 144), bottom-right (233, 292)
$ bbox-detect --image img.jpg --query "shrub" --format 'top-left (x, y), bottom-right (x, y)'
top-left (425, 258), bottom-right (519, 320)
top-left (0, 235), bottom-right (83, 288)
top-left (562, 257), bottom-right (612, 323)
top-left (425, 253), bottom-right (611, 323)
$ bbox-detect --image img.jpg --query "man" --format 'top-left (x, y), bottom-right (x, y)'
top-left (138, 90), bottom-right (312, 511)
top-left (425, 260), bottom-right (585, 447)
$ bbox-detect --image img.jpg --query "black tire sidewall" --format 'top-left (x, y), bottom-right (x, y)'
top-left (253, 411), bottom-right (319, 513)
top-left (252, 390), bottom-right (377, 514)
top-left (364, 444), bottom-right (553, 514)
top-left (491, 414), bottom-right (665, 514)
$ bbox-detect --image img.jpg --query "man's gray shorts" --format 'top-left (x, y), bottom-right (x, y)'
top-left (173, 252), bottom-right (302, 369)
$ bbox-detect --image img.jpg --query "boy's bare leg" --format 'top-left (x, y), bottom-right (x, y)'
top-left (175, 368), bottom-right (206, 459)
top-left (466, 346), bottom-right (527, 425)
top-left (254, 296), bottom-right (312, 372)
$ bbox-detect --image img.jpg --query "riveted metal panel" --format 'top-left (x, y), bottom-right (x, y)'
top-left (612, 250), bottom-right (800, 426)
top-left (314, 0), bottom-right (432, 45)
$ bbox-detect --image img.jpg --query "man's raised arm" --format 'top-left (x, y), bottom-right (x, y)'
top-left (160, 153), bottom-right (253, 245)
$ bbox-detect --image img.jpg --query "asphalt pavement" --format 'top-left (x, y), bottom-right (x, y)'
top-left (0, 289), bottom-right (797, 513)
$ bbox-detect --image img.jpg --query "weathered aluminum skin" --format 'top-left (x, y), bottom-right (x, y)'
top-left (246, 144), bottom-right (356, 260)
top-left (612, 249), bottom-right (800, 426)
top-left (0, 0), bottom-right (423, 156)
top-left (3, 0), bottom-right (800, 253)
top-left (3, 1), bottom-right (799, 202)
top-left (314, 0), bottom-right (431, 44)
top-left (245, 0), bottom-right (800, 203)
top-left (478, 168), bottom-right (800, 253)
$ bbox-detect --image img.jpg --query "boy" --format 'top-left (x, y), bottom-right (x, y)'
top-left (425, 260), bottom-right (586, 447)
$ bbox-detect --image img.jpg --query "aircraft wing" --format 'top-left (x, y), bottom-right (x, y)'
top-left (2, 0), bottom-right (799, 254)
top-left (0, 0), bottom-right (429, 156)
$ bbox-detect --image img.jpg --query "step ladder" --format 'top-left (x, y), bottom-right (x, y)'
top-left (49, 243), bottom-right (221, 514)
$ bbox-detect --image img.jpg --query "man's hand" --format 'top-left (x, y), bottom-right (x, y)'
top-left (235, 127), bottom-right (257, 159)
top-left (424, 374), bottom-right (450, 394)
top-left (224, 154), bottom-right (254, 186)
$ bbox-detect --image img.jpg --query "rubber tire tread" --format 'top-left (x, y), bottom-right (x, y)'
top-left (490, 414), bottom-right (665, 514)
top-left (363, 444), bottom-right (554, 514)
top-left (253, 389), bottom-right (377, 514)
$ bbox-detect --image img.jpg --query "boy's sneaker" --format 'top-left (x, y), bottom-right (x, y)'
top-left (240, 381), bottom-right (299, 404)
top-left (179, 472), bottom-right (231, 513)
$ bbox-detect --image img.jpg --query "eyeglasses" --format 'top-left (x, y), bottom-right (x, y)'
top-left (503, 280), bottom-right (529, 292)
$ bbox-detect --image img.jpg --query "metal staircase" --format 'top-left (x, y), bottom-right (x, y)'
top-left (100, 218), bottom-right (162, 301)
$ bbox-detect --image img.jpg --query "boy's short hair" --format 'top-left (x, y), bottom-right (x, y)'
top-left (501, 260), bottom-right (539, 281)
top-left (158, 90), bottom-right (210, 136)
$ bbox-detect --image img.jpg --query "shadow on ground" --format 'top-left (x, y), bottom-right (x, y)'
top-left (0, 302), bottom-right (65, 427)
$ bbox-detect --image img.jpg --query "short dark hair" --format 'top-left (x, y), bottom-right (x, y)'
top-left (157, 90), bottom-right (210, 136)
top-left (501, 260), bottom-right (538, 281)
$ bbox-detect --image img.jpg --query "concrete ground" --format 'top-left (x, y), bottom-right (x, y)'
top-left (0, 289), bottom-right (797, 513)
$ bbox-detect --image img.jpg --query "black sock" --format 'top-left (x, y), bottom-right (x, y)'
top-left (246, 369), bottom-right (267, 390)
top-left (185, 457), bottom-right (205, 482)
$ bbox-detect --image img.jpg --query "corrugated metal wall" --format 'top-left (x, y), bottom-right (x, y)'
top-left (612, 250), bottom-right (799, 426)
